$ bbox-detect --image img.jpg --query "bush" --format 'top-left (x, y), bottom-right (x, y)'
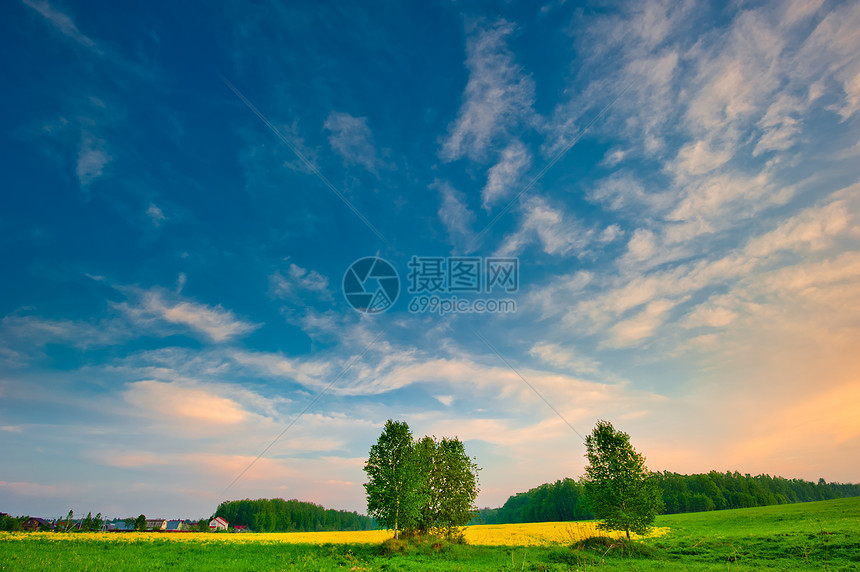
top-left (573, 536), bottom-right (664, 560)
top-left (378, 533), bottom-right (467, 557)
top-left (378, 537), bottom-right (409, 555)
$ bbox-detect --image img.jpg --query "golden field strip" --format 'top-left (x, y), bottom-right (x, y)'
top-left (5, 501), bottom-right (858, 571)
top-left (0, 521), bottom-right (667, 546)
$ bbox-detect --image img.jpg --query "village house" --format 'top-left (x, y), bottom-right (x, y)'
top-left (209, 516), bottom-right (228, 531)
top-left (165, 520), bottom-right (186, 531)
top-left (145, 519), bottom-right (167, 531)
top-left (22, 517), bottom-right (52, 531)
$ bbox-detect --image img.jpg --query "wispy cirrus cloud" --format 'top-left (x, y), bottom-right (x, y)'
top-left (528, 342), bottom-right (601, 375)
top-left (440, 19), bottom-right (535, 162)
top-left (76, 132), bottom-right (111, 187)
top-left (0, 283), bottom-right (262, 358)
top-left (323, 111), bottom-right (382, 172)
top-left (270, 263), bottom-right (331, 301)
top-left (115, 287), bottom-right (261, 343)
top-left (528, 183), bottom-right (860, 350)
top-left (22, 0), bottom-right (100, 52)
top-left (435, 180), bottom-right (476, 251)
top-left (0, 314), bottom-right (128, 352)
top-left (482, 139), bottom-right (531, 210)
top-left (146, 203), bottom-right (167, 226)
top-left (495, 196), bottom-right (592, 257)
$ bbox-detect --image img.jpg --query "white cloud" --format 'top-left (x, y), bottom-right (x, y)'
top-left (124, 380), bottom-right (250, 426)
top-left (753, 94), bottom-right (803, 156)
top-left (271, 263), bottom-right (331, 300)
top-left (837, 68), bottom-right (860, 120)
top-left (440, 19), bottom-right (535, 162)
top-left (117, 288), bottom-right (260, 343)
top-left (781, 0), bottom-right (825, 26)
top-left (0, 314), bottom-right (126, 350)
top-left (2, 281), bottom-right (266, 355)
top-left (495, 196), bottom-right (591, 257)
top-left (665, 169), bottom-right (793, 245)
top-left (601, 147), bottom-right (628, 167)
top-left (147, 203), bottom-right (167, 226)
top-left (795, 1), bottom-right (860, 120)
top-left (683, 296), bottom-right (739, 329)
top-left (76, 132), bottom-right (111, 186)
top-left (589, 172), bottom-right (671, 214)
top-left (529, 183), bottom-right (859, 350)
top-left (606, 298), bottom-right (681, 347)
top-left (22, 0), bottom-right (99, 51)
top-left (673, 139), bottom-right (733, 176)
top-left (756, 251), bottom-right (860, 303)
top-left (598, 224), bottom-right (623, 243)
top-left (563, 0), bottom-right (860, 264)
top-left (528, 342), bottom-right (601, 374)
top-left (435, 180), bottom-right (475, 250)
top-left (482, 139), bottom-right (531, 209)
top-left (229, 349), bottom-right (333, 389)
top-left (744, 199), bottom-right (851, 257)
top-left (623, 229), bottom-right (657, 262)
top-left (323, 111), bottom-right (380, 171)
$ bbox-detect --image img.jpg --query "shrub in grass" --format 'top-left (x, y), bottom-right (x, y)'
top-left (573, 535), bottom-right (664, 560)
top-left (379, 537), bottom-right (409, 555)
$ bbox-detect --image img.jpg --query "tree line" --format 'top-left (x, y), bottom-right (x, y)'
top-left (213, 498), bottom-right (374, 532)
top-left (364, 420), bottom-right (479, 539)
top-left (473, 478), bottom-right (593, 524)
top-left (654, 471), bottom-right (860, 513)
top-left (474, 472), bottom-right (860, 525)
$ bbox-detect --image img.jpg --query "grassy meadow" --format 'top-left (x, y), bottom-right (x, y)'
top-left (1, 497), bottom-right (858, 570)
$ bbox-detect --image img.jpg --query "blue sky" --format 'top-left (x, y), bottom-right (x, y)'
top-left (2, 0), bottom-right (859, 520)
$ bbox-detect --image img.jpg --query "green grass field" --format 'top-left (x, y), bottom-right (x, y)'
top-left (2, 497), bottom-right (858, 571)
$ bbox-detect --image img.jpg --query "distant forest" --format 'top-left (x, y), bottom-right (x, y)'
top-left (214, 499), bottom-right (374, 532)
top-left (212, 472), bottom-right (860, 532)
top-left (473, 472), bottom-right (860, 525)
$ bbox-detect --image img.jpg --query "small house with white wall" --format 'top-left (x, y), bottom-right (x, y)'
top-left (145, 519), bottom-right (167, 531)
top-left (209, 517), bottom-right (228, 531)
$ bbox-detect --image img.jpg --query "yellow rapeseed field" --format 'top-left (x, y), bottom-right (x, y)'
top-left (1, 522), bottom-right (667, 547)
top-left (464, 521), bottom-right (667, 546)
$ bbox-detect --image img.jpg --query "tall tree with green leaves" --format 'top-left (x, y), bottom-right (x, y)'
top-left (434, 436), bottom-right (480, 538)
top-left (414, 435), bottom-right (479, 538)
top-left (581, 420), bottom-right (663, 540)
top-left (414, 435), bottom-right (441, 536)
top-left (363, 420), bottom-right (424, 539)
top-left (134, 514), bottom-right (147, 532)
